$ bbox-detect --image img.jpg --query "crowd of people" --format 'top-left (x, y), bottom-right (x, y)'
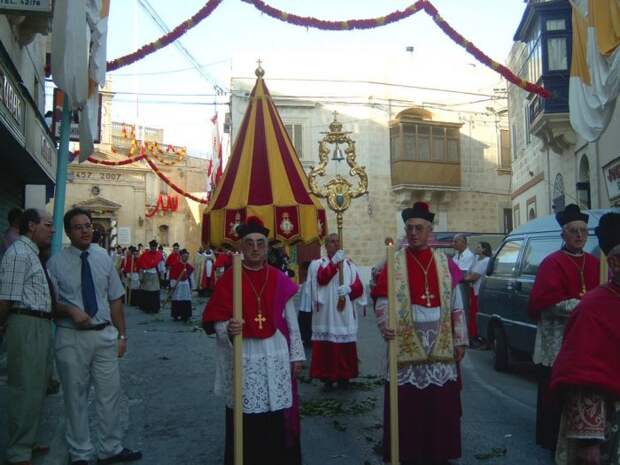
top-left (1, 202), bottom-right (618, 465)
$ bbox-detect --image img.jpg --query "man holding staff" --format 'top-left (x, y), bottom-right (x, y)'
top-left (372, 202), bottom-right (468, 465)
top-left (202, 217), bottom-right (305, 465)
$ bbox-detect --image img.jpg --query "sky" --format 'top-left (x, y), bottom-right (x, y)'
top-left (94, 0), bottom-right (529, 157)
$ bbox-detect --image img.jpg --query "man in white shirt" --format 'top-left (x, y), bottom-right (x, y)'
top-left (452, 233), bottom-right (475, 320)
top-left (47, 208), bottom-right (141, 465)
top-left (0, 209), bottom-right (54, 465)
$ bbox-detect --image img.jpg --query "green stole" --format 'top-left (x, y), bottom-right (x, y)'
top-left (393, 248), bottom-right (455, 365)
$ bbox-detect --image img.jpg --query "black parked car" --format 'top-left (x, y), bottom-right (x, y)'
top-left (477, 208), bottom-right (619, 372)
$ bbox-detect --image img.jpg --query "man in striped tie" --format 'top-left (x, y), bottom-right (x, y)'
top-left (47, 208), bottom-right (141, 465)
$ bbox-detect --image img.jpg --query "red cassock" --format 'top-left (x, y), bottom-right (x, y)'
top-left (372, 248), bottom-right (442, 306)
top-left (170, 262), bottom-right (193, 281)
top-left (528, 250), bottom-right (599, 320)
top-left (137, 250), bottom-right (163, 270)
top-left (202, 265), bottom-right (282, 339)
top-left (214, 252), bottom-right (233, 270)
top-left (551, 283), bottom-right (620, 397)
top-left (316, 260), bottom-right (364, 300)
top-left (166, 252), bottom-right (181, 269)
top-left (121, 256), bottom-right (139, 274)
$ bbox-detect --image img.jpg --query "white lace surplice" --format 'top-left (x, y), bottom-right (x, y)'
top-left (375, 287), bottom-right (467, 390)
top-left (213, 299), bottom-right (305, 414)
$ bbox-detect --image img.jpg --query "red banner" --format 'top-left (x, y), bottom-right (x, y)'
top-left (224, 208), bottom-right (247, 243)
top-left (275, 206), bottom-right (300, 242)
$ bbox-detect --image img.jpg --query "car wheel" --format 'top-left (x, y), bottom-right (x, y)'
top-left (492, 325), bottom-right (510, 372)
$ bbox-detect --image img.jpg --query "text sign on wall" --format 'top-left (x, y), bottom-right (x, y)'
top-left (603, 157), bottom-right (620, 203)
top-left (117, 227), bottom-right (131, 246)
top-left (0, 0), bottom-right (52, 15)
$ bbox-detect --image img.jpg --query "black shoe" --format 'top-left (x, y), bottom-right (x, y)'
top-left (70, 461), bottom-right (88, 465)
top-left (337, 380), bottom-right (350, 390)
top-left (97, 448), bottom-right (142, 464)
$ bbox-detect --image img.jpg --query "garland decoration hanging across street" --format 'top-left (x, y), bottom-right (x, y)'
top-left (143, 149), bottom-right (210, 204)
top-left (242, 0), bottom-right (550, 98)
top-left (242, 0), bottom-right (424, 30)
top-left (104, 0), bottom-right (550, 98)
top-left (86, 154), bottom-right (146, 166)
top-left (106, 0), bottom-right (223, 72)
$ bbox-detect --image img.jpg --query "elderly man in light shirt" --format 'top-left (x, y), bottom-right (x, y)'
top-left (452, 233), bottom-right (475, 321)
top-left (0, 208), bottom-right (54, 465)
top-left (47, 207), bottom-right (141, 465)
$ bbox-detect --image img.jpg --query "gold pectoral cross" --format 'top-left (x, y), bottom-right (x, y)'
top-left (254, 312), bottom-right (267, 330)
top-left (421, 289), bottom-right (435, 307)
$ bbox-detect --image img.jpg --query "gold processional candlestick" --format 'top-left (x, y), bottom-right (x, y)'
top-left (308, 112), bottom-right (368, 310)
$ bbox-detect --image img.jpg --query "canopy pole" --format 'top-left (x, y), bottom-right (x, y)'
top-left (336, 212), bottom-right (345, 310)
top-left (600, 252), bottom-right (608, 284)
top-left (232, 253), bottom-right (243, 465)
top-left (386, 244), bottom-right (400, 465)
top-left (51, 99), bottom-right (71, 255)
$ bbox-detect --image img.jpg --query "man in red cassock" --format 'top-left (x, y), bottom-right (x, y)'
top-left (202, 217), bottom-right (305, 465)
top-left (306, 232), bottom-right (365, 391)
top-left (165, 242), bottom-right (181, 286)
top-left (137, 240), bottom-right (164, 313)
top-left (372, 202), bottom-right (468, 465)
top-left (169, 249), bottom-right (193, 322)
top-left (121, 246), bottom-right (140, 307)
top-left (550, 212), bottom-right (620, 465)
top-left (214, 248), bottom-right (233, 279)
top-left (528, 204), bottom-right (599, 453)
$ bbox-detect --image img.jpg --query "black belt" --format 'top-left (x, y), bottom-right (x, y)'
top-left (80, 322), bottom-right (111, 331)
top-left (10, 308), bottom-right (52, 320)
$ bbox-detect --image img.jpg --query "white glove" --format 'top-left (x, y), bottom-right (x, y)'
top-left (551, 298), bottom-right (580, 318)
top-left (337, 285), bottom-right (351, 297)
top-left (331, 250), bottom-right (345, 265)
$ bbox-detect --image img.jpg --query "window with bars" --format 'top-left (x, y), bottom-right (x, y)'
top-left (284, 123), bottom-right (303, 159)
top-left (390, 122), bottom-right (460, 162)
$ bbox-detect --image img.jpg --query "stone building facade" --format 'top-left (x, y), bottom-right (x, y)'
top-left (51, 91), bottom-right (209, 255)
top-left (507, 0), bottom-right (620, 228)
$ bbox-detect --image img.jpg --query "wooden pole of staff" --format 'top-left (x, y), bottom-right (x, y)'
top-left (232, 254), bottom-right (243, 465)
top-left (386, 244), bottom-right (400, 465)
top-left (600, 252), bottom-right (608, 284)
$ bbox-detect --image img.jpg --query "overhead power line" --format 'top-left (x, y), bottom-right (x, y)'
top-left (231, 76), bottom-right (504, 98)
top-left (138, 0), bottom-right (227, 95)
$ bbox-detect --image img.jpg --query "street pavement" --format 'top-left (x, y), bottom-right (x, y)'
top-left (0, 295), bottom-right (555, 465)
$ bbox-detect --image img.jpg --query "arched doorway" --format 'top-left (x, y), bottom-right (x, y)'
top-left (577, 155), bottom-right (591, 209)
top-left (552, 173), bottom-right (565, 212)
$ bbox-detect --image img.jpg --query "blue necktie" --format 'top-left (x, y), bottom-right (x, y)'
top-left (81, 251), bottom-right (99, 317)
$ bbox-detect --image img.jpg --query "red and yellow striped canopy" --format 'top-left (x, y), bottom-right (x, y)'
top-left (202, 70), bottom-right (327, 247)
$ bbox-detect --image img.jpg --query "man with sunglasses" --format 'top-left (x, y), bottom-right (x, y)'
top-left (528, 204), bottom-right (600, 455)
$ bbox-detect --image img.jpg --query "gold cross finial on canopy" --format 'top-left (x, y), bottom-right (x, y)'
top-left (255, 59), bottom-right (265, 78)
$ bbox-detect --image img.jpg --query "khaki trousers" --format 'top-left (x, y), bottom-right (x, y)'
top-left (6, 314), bottom-right (52, 463)
top-left (55, 325), bottom-right (123, 461)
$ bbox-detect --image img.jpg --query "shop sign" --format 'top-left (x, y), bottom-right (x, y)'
top-left (0, 61), bottom-right (25, 143)
top-left (0, 0), bottom-right (52, 15)
top-left (603, 157), bottom-right (620, 203)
